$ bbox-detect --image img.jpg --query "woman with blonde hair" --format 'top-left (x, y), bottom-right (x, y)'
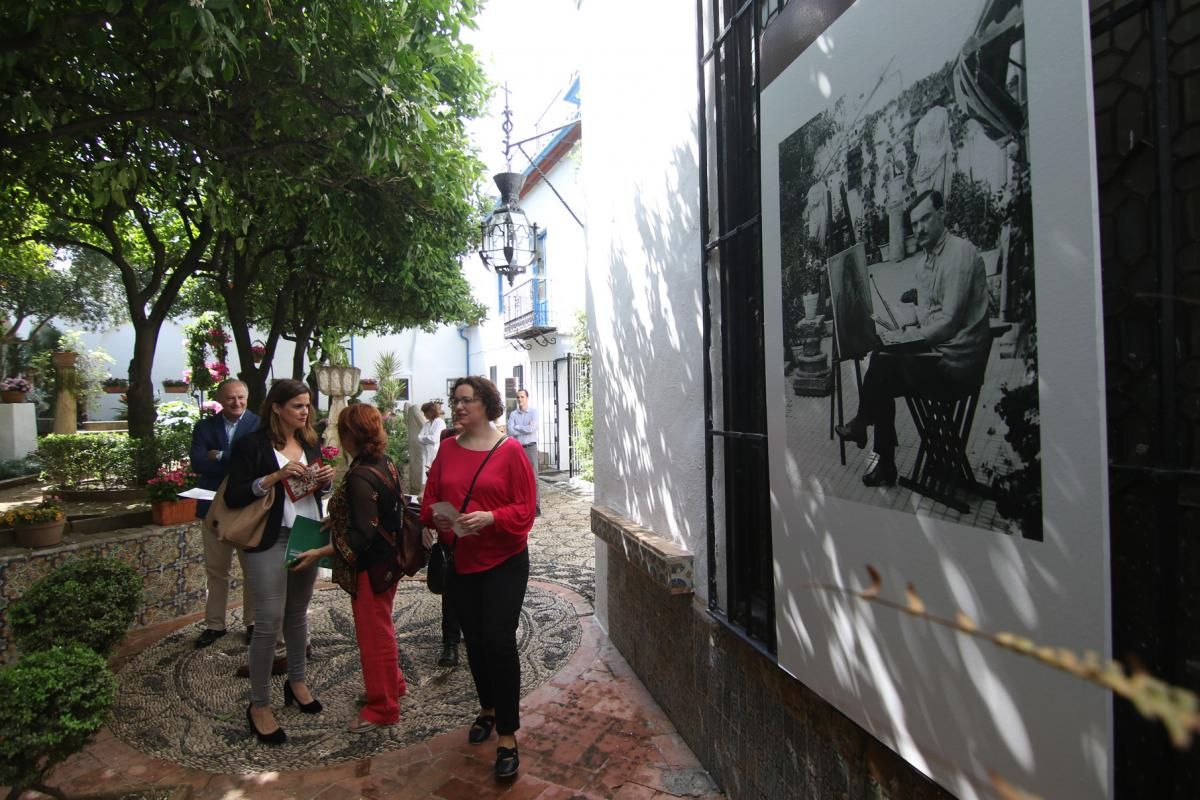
top-left (225, 379), bottom-right (334, 744)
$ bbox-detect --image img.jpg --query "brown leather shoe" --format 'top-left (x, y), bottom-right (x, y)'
top-left (236, 655), bottom-right (288, 678)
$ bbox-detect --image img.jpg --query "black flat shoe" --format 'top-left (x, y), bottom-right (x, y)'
top-left (243, 624), bottom-right (254, 644)
top-left (495, 745), bottom-right (519, 779)
top-left (247, 704), bottom-right (286, 745)
top-left (283, 680), bottom-right (322, 714)
top-left (834, 423), bottom-right (867, 450)
top-left (862, 461), bottom-right (898, 487)
top-left (438, 643), bottom-right (459, 667)
top-left (194, 628), bottom-right (226, 649)
top-left (468, 714), bottom-right (496, 744)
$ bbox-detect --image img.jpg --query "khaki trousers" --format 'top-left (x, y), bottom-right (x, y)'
top-left (202, 528), bottom-right (256, 631)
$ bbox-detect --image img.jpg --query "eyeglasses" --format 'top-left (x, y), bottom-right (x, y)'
top-left (448, 396), bottom-right (480, 407)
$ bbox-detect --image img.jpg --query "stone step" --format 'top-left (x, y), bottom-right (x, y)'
top-left (80, 420), bottom-right (129, 432)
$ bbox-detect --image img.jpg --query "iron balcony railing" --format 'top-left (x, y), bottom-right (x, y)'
top-left (503, 276), bottom-right (552, 338)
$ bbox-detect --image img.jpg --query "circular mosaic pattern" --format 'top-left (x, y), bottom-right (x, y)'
top-left (108, 583), bottom-right (582, 773)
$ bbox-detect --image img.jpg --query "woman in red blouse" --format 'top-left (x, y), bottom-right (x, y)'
top-left (421, 376), bottom-right (536, 780)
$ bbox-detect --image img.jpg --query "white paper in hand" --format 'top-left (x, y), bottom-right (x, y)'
top-left (430, 501), bottom-right (478, 536)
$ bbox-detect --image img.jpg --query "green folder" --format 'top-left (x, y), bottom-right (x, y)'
top-left (284, 515), bottom-right (331, 569)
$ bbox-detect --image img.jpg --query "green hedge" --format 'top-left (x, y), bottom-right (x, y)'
top-left (0, 644), bottom-right (115, 795)
top-left (36, 430), bottom-right (190, 489)
top-left (9, 558), bottom-right (143, 657)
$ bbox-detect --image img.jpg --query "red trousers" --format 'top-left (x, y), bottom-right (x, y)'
top-left (352, 570), bottom-right (405, 724)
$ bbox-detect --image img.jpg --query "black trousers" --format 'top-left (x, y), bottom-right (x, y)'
top-left (440, 569), bottom-right (460, 645)
top-left (856, 353), bottom-right (974, 462)
top-left (450, 548), bottom-right (529, 735)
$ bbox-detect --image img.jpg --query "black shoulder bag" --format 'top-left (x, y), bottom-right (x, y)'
top-left (427, 436), bottom-right (507, 594)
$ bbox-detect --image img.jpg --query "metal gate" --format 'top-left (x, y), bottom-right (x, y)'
top-left (1091, 1), bottom-right (1200, 796)
top-left (526, 354), bottom-right (590, 477)
top-left (525, 355), bottom-right (590, 474)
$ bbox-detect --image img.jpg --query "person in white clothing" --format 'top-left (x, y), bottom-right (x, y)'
top-left (417, 401), bottom-right (446, 487)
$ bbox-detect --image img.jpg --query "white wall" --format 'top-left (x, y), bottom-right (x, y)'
top-left (580, 0), bottom-right (708, 617)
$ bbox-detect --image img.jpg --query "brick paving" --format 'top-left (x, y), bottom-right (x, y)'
top-left (7, 481), bottom-right (723, 800)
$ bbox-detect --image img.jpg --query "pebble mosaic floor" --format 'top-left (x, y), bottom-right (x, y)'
top-left (107, 583), bottom-right (581, 774)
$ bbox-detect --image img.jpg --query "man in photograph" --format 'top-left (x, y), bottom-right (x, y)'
top-left (190, 379), bottom-right (260, 647)
top-left (835, 189), bottom-right (991, 486)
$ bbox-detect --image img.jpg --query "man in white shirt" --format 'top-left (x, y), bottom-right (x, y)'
top-left (508, 389), bottom-right (541, 515)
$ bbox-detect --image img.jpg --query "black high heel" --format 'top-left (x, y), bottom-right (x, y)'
top-left (283, 680), bottom-right (323, 714)
top-left (247, 704), bottom-right (287, 745)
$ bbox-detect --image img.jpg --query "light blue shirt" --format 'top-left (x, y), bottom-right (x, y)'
top-left (220, 414), bottom-right (242, 460)
top-left (508, 406), bottom-right (539, 446)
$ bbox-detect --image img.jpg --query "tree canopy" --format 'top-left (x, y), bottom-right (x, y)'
top-left (1, 0), bottom-right (490, 433)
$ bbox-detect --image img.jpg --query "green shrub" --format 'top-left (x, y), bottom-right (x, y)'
top-left (36, 430), bottom-right (191, 489)
top-left (37, 432), bottom-right (137, 489)
top-left (9, 558), bottom-right (143, 657)
top-left (0, 644), bottom-right (116, 796)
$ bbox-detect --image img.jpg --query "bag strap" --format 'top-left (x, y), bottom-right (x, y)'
top-left (348, 462), bottom-right (405, 549)
top-left (459, 435), bottom-right (508, 514)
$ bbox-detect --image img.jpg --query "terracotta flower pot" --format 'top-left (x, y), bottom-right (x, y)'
top-left (151, 498), bottom-right (198, 525)
top-left (51, 351), bottom-right (79, 368)
top-left (163, 384), bottom-right (189, 394)
top-left (103, 385), bottom-right (128, 394)
top-left (1, 390), bottom-right (27, 403)
top-left (14, 520), bottom-right (66, 548)
top-left (359, 380), bottom-right (378, 391)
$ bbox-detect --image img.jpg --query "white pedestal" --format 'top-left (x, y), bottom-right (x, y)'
top-left (0, 403), bottom-right (38, 461)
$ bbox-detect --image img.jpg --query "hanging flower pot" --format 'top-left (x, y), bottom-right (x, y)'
top-left (162, 380), bottom-right (189, 394)
top-left (150, 498), bottom-right (198, 526)
top-left (359, 378), bottom-right (379, 391)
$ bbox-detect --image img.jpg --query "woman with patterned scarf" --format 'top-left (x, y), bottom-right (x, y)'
top-left (289, 403), bottom-right (408, 733)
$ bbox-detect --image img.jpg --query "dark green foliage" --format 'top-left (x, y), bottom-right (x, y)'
top-left (0, 644), bottom-right (116, 795)
top-left (9, 558), bottom-right (143, 657)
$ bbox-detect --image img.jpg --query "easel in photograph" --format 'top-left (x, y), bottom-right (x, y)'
top-left (825, 242), bottom-right (878, 466)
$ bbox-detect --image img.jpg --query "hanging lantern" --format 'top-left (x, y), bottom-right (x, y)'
top-left (479, 172), bottom-right (538, 285)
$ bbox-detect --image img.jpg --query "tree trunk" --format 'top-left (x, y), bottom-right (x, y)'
top-left (125, 321), bottom-right (161, 440)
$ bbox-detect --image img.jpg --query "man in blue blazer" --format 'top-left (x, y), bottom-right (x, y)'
top-left (190, 379), bottom-right (260, 648)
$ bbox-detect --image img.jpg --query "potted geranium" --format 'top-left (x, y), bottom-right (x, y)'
top-left (102, 376), bottom-right (129, 394)
top-left (2, 499), bottom-right (67, 548)
top-left (146, 463), bottom-right (198, 524)
top-left (162, 376), bottom-right (190, 394)
top-left (251, 342), bottom-right (266, 364)
top-left (359, 376), bottom-right (379, 391)
top-left (0, 376), bottom-right (32, 403)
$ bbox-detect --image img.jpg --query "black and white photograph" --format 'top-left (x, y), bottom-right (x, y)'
top-left (774, 0), bottom-right (1040, 539)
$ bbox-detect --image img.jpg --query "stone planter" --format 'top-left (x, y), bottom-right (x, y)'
top-left (13, 520), bottom-right (66, 548)
top-left (162, 384), bottom-right (189, 394)
top-left (1, 390), bottom-right (27, 403)
top-left (151, 498), bottom-right (197, 526)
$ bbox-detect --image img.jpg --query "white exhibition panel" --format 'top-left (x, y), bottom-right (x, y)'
top-left (761, 2), bottom-right (1109, 799)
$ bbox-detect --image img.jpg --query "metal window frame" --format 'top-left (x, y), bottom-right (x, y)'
top-left (699, 0), bottom-right (790, 652)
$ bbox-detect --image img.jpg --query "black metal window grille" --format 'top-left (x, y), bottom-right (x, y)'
top-left (699, 0), bottom-right (791, 651)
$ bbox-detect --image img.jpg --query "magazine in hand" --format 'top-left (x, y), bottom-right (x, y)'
top-left (284, 514), bottom-right (331, 569)
top-left (283, 459), bottom-right (324, 503)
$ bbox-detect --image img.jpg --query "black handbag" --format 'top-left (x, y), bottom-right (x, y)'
top-left (426, 542), bottom-right (452, 595)
top-left (426, 436), bottom-right (507, 594)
